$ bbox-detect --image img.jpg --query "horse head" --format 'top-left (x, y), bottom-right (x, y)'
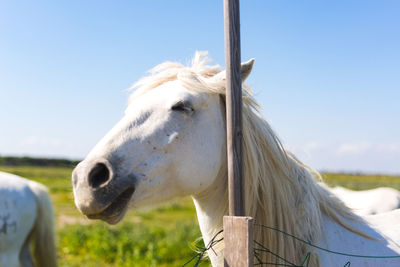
top-left (72, 53), bottom-right (254, 224)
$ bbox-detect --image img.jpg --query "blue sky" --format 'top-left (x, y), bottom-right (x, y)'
top-left (1, 0), bottom-right (399, 174)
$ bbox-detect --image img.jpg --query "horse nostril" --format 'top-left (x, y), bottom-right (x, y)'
top-left (88, 162), bottom-right (111, 188)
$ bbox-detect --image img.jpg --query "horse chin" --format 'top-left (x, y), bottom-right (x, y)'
top-left (99, 209), bottom-right (127, 225)
top-left (86, 186), bottom-right (135, 225)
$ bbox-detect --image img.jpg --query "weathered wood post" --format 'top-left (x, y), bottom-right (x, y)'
top-left (223, 0), bottom-right (254, 266)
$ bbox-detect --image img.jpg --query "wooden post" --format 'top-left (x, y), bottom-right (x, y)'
top-left (224, 0), bottom-right (254, 266)
top-left (224, 0), bottom-right (244, 218)
top-left (224, 216), bottom-right (254, 267)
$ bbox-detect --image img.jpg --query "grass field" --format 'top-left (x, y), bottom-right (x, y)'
top-left (1, 165), bottom-right (399, 266)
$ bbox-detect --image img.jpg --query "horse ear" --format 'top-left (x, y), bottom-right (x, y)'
top-left (211, 58), bottom-right (255, 83)
top-left (241, 58), bottom-right (255, 81)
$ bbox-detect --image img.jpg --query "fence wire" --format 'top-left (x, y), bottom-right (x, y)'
top-left (183, 229), bottom-right (223, 267)
top-left (254, 239), bottom-right (312, 267)
top-left (184, 223), bottom-right (400, 267)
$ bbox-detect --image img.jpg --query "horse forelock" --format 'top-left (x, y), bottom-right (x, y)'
top-left (127, 52), bottom-right (358, 266)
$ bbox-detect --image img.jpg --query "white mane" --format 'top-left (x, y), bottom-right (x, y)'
top-left (129, 52), bottom-right (361, 265)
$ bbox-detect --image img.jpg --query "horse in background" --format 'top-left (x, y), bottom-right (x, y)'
top-left (329, 186), bottom-right (400, 216)
top-left (72, 52), bottom-right (400, 266)
top-left (0, 171), bottom-right (57, 267)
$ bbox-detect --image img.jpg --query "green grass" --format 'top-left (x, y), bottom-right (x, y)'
top-left (1, 165), bottom-right (399, 266)
top-left (58, 221), bottom-right (205, 267)
top-left (322, 172), bottom-right (400, 190)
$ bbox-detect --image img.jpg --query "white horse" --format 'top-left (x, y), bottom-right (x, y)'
top-left (72, 52), bottom-right (400, 266)
top-left (0, 171), bottom-right (57, 267)
top-left (329, 186), bottom-right (400, 216)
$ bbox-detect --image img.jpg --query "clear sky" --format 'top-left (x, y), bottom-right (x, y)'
top-left (1, 0), bottom-right (399, 174)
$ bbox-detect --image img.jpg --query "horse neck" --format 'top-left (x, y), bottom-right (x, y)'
top-left (190, 157), bottom-right (323, 266)
top-left (192, 166), bottom-right (228, 266)
top-left (191, 109), bottom-right (356, 266)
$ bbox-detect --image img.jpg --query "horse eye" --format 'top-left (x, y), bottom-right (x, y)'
top-left (171, 101), bottom-right (194, 113)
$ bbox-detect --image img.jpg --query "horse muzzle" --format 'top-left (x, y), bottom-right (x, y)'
top-left (72, 158), bottom-right (136, 224)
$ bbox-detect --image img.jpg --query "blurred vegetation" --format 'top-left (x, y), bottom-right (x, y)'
top-left (0, 158), bottom-right (399, 266)
top-left (322, 172), bottom-right (400, 191)
top-left (0, 156), bottom-right (79, 167)
top-left (58, 222), bottom-right (205, 267)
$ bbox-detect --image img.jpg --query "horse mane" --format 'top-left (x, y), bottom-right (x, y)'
top-left (129, 52), bottom-right (360, 266)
